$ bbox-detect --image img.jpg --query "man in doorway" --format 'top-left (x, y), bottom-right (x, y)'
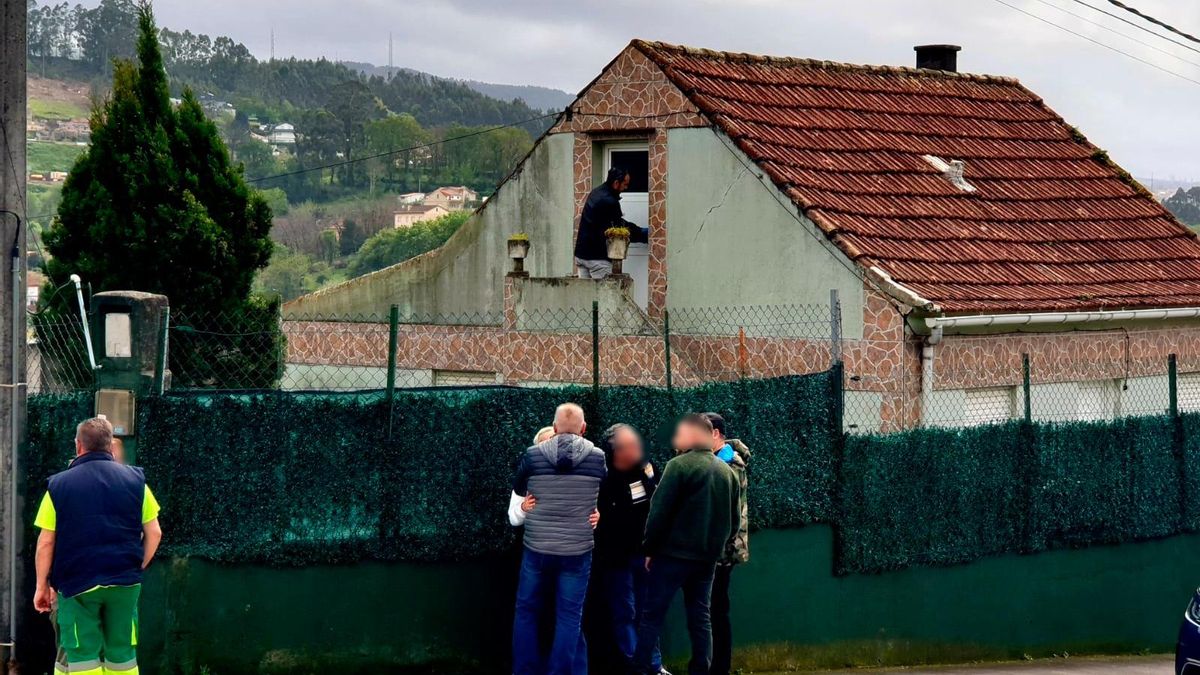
top-left (511, 403), bottom-right (607, 674)
top-left (633, 414), bottom-right (740, 675)
top-left (33, 416), bottom-right (163, 675)
top-left (702, 413), bottom-right (751, 675)
top-left (574, 167), bottom-right (649, 279)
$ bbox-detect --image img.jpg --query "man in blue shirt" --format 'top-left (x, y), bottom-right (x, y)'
top-left (33, 417), bottom-right (163, 675)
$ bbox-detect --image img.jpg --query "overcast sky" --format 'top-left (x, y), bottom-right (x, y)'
top-left (147, 0), bottom-right (1200, 180)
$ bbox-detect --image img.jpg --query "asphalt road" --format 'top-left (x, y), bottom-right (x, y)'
top-left (865, 655), bottom-right (1173, 674)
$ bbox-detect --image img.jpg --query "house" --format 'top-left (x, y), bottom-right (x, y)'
top-left (268, 123), bottom-right (296, 146)
top-left (393, 204), bottom-right (449, 228)
top-left (285, 41), bottom-right (1200, 429)
top-left (423, 186), bottom-right (478, 210)
top-left (398, 192), bottom-right (426, 205)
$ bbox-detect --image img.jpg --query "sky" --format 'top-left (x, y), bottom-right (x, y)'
top-left (146, 0), bottom-right (1200, 180)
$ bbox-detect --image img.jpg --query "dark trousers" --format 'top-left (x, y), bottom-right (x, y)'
top-left (599, 555), bottom-right (662, 671)
top-left (633, 556), bottom-right (717, 675)
top-left (710, 564), bottom-right (733, 675)
top-left (513, 548), bottom-right (593, 675)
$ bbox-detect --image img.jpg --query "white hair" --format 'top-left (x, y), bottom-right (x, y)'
top-left (553, 403), bottom-right (586, 435)
top-left (533, 426), bottom-right (555, 445)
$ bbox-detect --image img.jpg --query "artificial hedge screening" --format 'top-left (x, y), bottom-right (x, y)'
top-left (25, 374), bottom-right (1200, 574)
top-left (27, 374), bottom-right (836, 566)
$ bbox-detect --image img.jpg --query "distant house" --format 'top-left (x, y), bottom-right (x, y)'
top-left (393, 205), bottom-right (449, 228)
top-left (423, 186), bottom-right (478, 210)
top-left (398, 192), bottom-right (425, 205)
top-left (268, 123), bottom-right (296, 146)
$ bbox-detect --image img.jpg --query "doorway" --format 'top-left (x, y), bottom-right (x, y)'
top-left (604, 143), bottom-right (650, 310)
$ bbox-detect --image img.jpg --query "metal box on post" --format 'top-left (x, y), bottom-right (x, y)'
top-left (89, 291), bottom-right (170, 463)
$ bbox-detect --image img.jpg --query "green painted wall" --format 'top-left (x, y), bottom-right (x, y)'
top-left (123, 527), bottom-right (1198, 674)
top-left (663, 128), bottom-right (865, 338)
top-left (283, 133), bottom-right (578, 320)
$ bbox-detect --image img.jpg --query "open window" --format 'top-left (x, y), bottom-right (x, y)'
top-left (602, 142), bottom-right (650, 310)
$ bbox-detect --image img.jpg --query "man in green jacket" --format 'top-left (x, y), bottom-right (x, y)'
top-left (632, 414), bottom-right (740, 675)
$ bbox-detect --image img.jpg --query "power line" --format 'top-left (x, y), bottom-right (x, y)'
top-left (1066, 0), bottom-right (1200, 56)
top-left (1033, 0), bottom-right (1200, 68)
top-left (990, 0), bottom-right (1200, 87)
top-left (1105, 0), bottom-right (1200, 45)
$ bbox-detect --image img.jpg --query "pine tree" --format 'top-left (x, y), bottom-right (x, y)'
top-left (41, 1), bottom-right (279, 388)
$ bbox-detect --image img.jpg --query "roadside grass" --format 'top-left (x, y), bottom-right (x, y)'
top-left (29, 97), bottom-right (88, 121)
top-left (27, 140), bottom-right (86, 173)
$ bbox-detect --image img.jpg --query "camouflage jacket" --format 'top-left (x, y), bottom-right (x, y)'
top-left (719, 438), bottom-right (750, 565)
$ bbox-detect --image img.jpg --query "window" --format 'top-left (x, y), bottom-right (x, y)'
top-left (1076, 379), bottom-right (1118, 421)
top-left (963, 387), bottom-right (1013, 426)
top-left (607, 147), bottom-right (649, 193)
top-left (432, 370), bottom-right (498, 387)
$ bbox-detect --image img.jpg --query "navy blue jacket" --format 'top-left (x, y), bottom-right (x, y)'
top-left (512, 434), bottom-right (606, 556)
top-left (574, 184), bottom-right (649, 261)
top-left (47, 452), bottom-right (146, 597)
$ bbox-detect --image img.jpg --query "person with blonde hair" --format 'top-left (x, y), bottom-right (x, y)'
top-left (510, 403), bottom-right (607, 674)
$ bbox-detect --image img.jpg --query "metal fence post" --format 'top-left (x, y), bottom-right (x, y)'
top-left (592, 301), bottom-right (600, 402)
top-left (1169, 353), bottom-right (1179, 418)
top-left (663, 309), bottom-right (672, 393)
top-left (1022, 353), bottom-right (1032, 423)
top-left (152, 306), bottom-right (169, 395)
top-left (830, 289), bottom-right (842, 365)
top-left (386, 305), bottom-right (399, 403)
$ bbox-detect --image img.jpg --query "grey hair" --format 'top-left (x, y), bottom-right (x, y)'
top-left (600, 423), bottom-right (637, 454)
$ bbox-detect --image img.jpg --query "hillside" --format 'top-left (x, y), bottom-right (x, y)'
top-left (1165, 187), bottom-right (1200, 227)
top-left (342, 61), bottom-right (574, 111)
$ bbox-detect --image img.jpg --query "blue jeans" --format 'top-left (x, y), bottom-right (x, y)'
top-left (513, 548), bottom-right (593, 675)
top-left (634, 556), bottom-right (717, 675)
top-left (600, 555), bottom-right (662, 671)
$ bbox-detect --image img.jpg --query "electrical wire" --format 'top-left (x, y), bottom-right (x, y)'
top-left (1033, 0), bottom-right (1200, 68)
top-left (1105, 0), bottom-right (1200, 45)
top-left (1065, 0), bottom-right (1200, 56)
top-left (991, 0), bottom-right (1200, 86)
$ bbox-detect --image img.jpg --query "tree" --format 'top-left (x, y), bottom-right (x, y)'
top-left (339, 218), bottom-right (365, 256)
top-left (41, 2), bottom-right (278, 388)
top-left (348, 211), bottom-right (470, 278)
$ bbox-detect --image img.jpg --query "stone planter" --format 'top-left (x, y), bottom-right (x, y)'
top-left (507, 236), bottom-right (530, 275)
top-left (605, 230), bottom-right (630, 275)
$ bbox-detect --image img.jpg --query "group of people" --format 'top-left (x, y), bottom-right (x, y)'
top-left (508, 404), bottom-right (751, 675)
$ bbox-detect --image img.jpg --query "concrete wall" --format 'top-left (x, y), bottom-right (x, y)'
top-left (283, 133), bottom-right (577, 319)
top-left (663, 128), bottom-right (865, 338)
top-left (511, 276), bottom-right (651, 334)
top-left (115, 528), bottom-right (1200, 674)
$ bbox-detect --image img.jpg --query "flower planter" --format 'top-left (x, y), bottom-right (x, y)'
top-left (605, 228), bottom-right (631, 275)
top-left (507, 236), bottom-right (530, 274)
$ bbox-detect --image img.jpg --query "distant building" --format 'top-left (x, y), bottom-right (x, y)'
top-left (268, 123), bottom-right (296, 146)
top-left (398, 192), bottom-right (425, 205)
top-left (393, 205), bottom-right (449, 229)
top-left (424, 186), bottom-right (478, 210)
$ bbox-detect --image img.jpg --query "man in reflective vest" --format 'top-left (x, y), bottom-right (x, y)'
top-left (33, 417), bottom-right (163, 675)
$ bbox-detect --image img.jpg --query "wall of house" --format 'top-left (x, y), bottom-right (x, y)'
top-left (663, 128), bottom-right (867, 338)
top-left (283, 133), bottom-right (578, 319)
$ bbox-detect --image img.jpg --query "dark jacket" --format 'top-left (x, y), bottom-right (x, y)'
top-left (643, 448), bottom-right (740, 563)
top-left (718, 439), bottom-right (751, 566)
top-left (46, 452), bottom-right (146, 597)
top-left (594, 460), bottom-right (658, 565)
top-left (574, 184), bottom-right (648, 261)
top-left (512, 434), bottom-right (607, 556)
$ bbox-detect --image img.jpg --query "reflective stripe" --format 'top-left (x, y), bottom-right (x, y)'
top-left (102, 658), bottom-right (139, 672)
top-left (54, 662), bottom-right (68, 673)
top-left (70, 667), bottom-right (103, 675)
top-left (130, 616), bottom-right (136, 646)
top-left (67, 658), bottom-right (102, 670)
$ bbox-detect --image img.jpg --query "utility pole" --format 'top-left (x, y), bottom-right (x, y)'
top-left (388, 32), bottom-right (394, 79)
top-left (0, 0), bottom-right (27, 669)
top-left (270, 27), bottom-right (275, 62)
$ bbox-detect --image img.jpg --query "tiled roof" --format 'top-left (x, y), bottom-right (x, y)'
top-left (634, 40), bottom-right (1200, 313)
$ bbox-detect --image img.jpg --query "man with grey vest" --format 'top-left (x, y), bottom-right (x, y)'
top-left (511, 403), bottom-right (607, 675)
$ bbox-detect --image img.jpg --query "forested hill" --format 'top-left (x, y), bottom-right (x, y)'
top-left (343, 61), bottom-right (575, 111)
top-left (1165, 187), bottom-right (1200, 227)
top-left (27, 0), bottom-right (550, 130)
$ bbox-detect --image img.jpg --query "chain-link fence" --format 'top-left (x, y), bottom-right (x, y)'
top-left (33, 295), bottom-right (1200, 434)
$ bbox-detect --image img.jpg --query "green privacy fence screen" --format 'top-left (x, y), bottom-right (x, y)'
top-left (26, 374), bottom-right (836, 566)
top-left (24, 371), bottom-right (1200, 574)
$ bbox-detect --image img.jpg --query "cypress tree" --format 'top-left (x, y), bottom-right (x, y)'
top-left (41, 1), bottom-right (280, 388)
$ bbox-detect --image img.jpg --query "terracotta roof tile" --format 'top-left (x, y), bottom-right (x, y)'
top-left (634, 40), bottom-right (1200, 313)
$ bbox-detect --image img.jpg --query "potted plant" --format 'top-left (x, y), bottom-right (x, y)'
top-left (605, 227), bottom-right (630, 274)
top-left (507, 233), bottom-right (530, 274)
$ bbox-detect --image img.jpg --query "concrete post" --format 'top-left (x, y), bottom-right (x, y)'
top-left (0, 0), bottom-right (27, 667)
